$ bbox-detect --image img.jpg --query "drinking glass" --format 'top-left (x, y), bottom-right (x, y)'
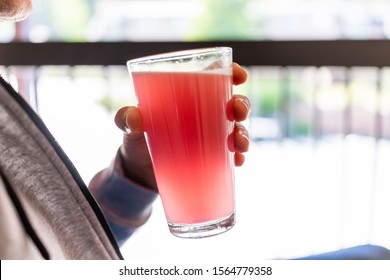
top-left (127, 47), bottom-right (235, 238)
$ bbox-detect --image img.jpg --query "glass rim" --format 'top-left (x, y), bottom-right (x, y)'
top-left (127, 46), bottom-right (232, 66)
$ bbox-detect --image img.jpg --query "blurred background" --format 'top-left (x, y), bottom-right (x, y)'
top-left (1, 0), bottom-right (390, 260)
top-left (3, 0), bottom-right (390, 42)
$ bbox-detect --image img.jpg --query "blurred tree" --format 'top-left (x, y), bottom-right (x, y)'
top-left (187, 0), bottom-right (256, 40)
top-left (48, 0), bottom-right (92, 41)
top-left (27, 0), bottom-right (93, 41)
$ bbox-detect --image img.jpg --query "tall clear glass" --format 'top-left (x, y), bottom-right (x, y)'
top-left (127, 47), bottom-right (235, 238)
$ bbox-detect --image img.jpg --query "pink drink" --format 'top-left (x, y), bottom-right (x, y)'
top-left (132, 71), bottom-right (235, 225)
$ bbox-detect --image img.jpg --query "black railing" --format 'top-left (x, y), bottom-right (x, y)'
top-left (2, 40), bottom-right (390, 66)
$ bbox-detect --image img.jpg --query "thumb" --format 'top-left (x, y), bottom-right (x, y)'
top-left (114, 106), bottom-right (143, 134)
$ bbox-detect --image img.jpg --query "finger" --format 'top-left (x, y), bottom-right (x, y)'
top-left (234, 122), bottom-right (250, 153)
top-left (233, 63), bottom-right (248, 85)
top-left (233, 95), bottom-right (251, 122)
top-left (234, 153), bottom-right (245, 167)
top-left (114, 106), bottom-right (143, 134)
top-left (114, 106), bottom-right (130, 133)
top-left (125, 106), bottom-right (143, 134)
top-left (226, 94), bottom-right (251, 122)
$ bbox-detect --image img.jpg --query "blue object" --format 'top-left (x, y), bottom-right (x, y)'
top-left (293, 244), bottom-right (390, 260)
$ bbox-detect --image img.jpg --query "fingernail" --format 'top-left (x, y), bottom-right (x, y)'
top-left (124, 122), bottom-right (132, 135)
top-left (240, 129), bottom-right (250, 141)
top-left (234, 98), bottom-right (251, 121)
top-left (237, 97), bottom-right (251, 112)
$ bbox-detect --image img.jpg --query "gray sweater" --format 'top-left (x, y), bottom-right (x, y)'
top-left (0, 76), bottom-right (122, 259)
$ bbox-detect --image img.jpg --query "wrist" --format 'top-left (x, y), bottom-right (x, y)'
top-left (118, 147), bottom-right (158, 192)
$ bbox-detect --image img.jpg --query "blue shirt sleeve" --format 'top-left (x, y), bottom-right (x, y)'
top-left (89, 149), bottom-right (158, 246)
